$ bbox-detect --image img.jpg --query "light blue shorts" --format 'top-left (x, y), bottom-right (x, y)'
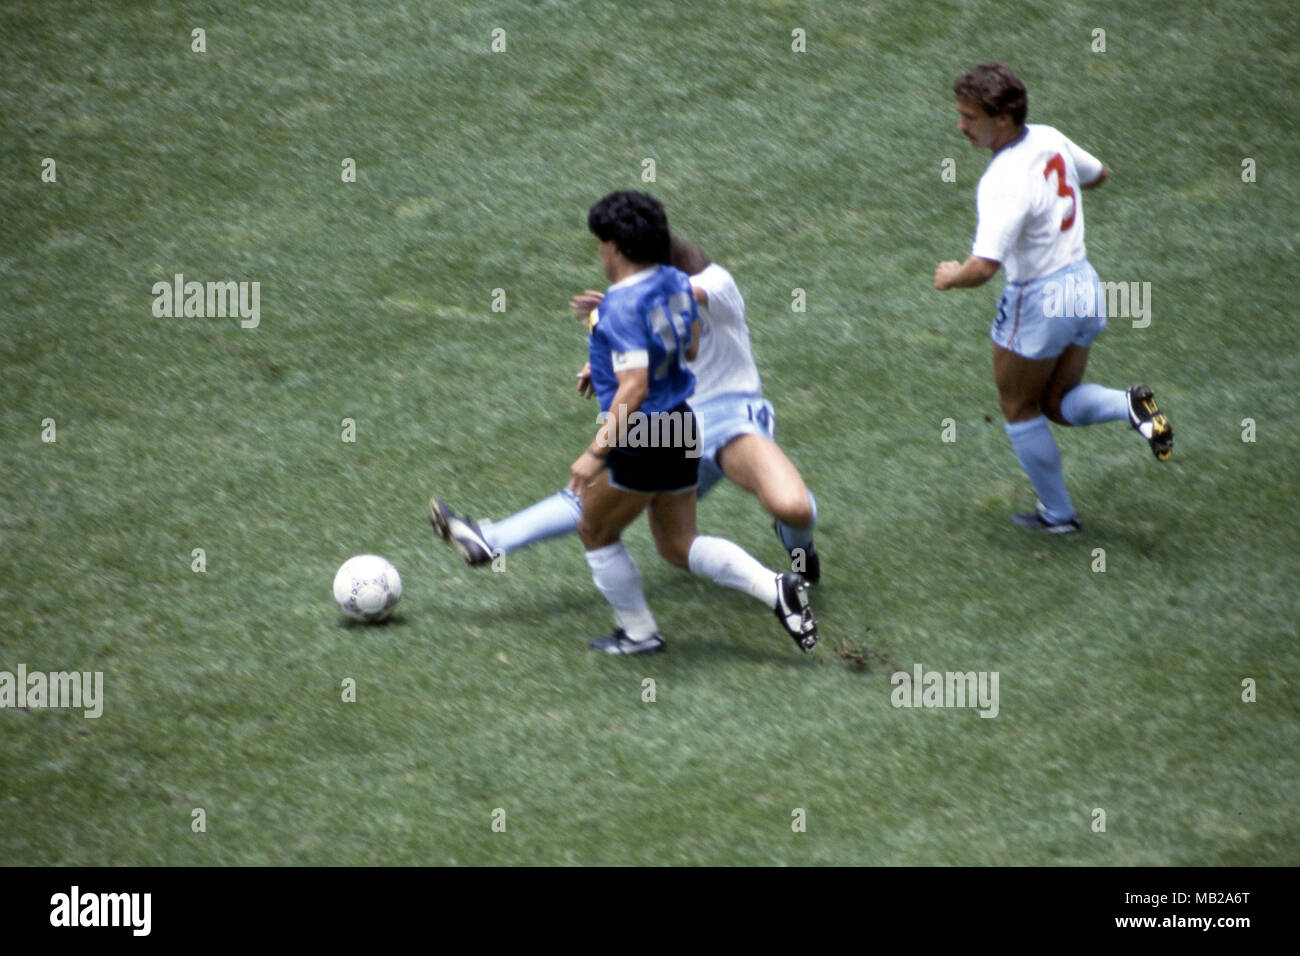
top-left (992, 260), bottom-right (1108, 360)
top-left (690, 392), bottom-right (776, 498)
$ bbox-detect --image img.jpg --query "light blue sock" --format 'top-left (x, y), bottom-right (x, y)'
top-left (481, 488), bottom-right (582, 554)
top-left (1004, 416), bottom-right (1075, 523)
top-left (1060, 383), bottom-right (1128, 426)
top-left (776, 490), bottom-right (818, 550)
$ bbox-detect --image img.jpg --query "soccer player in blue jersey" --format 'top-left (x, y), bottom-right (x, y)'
top-left (934, 62), bottom-right (1173, 532)
top-left (431, 233), bottom-right (820, 584)
top-left (436, 191), bottom-right (816, 655)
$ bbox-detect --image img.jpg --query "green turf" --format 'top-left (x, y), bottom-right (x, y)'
top-left (1, 0), bottom-right (1297, 865)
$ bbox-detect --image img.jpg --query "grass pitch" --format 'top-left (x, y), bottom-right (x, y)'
top-left (1, 0), bottom-right (1297, 865)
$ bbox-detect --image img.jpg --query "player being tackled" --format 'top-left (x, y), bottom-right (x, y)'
top-left (433, 192), bottom-right (818, 654)
top-left (431, 230), bottom-right (821, 585)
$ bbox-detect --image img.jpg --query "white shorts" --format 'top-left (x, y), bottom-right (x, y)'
top-left (992, 259), bottom-right (1108, 360)
top-left (689, 392), bottom-right (776, 498)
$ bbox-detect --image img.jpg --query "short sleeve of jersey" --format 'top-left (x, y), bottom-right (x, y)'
top-left (1062, 135), bottom-right (1104, 186)
top-left (971, 173), bottom-right (1029, 265)
top-left (691, 265), bottom-right (739, 316)
top-left (594, 298), bottom-right (649, 371)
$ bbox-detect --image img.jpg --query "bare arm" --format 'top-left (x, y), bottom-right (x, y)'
top-left (1080, 164), bottom-right (1109, 191)
top-left (934, 255), bottom-right (1001, 290)
top-left (595, 367), bottom-right (650, 448)
top-left (568, 366), bottom-right (649, 491)
top-left (684, 318), bottom-right (700, 362)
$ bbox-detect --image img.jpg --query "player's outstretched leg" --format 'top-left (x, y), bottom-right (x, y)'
top-left (478, 488), bottom-right (583, 555)
top-left (429, 498), bottom-right (495, 566)
top-left (716, 433), bottom-right (821, 584)
top-left (428, 489), bottom-right (583, 567)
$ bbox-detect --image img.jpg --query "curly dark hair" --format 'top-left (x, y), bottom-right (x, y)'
top-left (587, 190), bottom-right (671, 265)
top-left (954, 62), bottom-right (1027, 126)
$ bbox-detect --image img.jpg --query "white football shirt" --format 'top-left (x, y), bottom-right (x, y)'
top-left (686, 263), bottom-right (762, 403)
top-left (971, 124), bottom-right (1105, 284)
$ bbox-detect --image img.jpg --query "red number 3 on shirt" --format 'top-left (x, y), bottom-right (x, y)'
top-left (1043, 153), bottom-right (1076, 231)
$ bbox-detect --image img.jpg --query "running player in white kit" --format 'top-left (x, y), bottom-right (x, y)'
top-left (432, 233), bottom-right (821, 580)
top-left (934, 62), bottom-right (1173, 532)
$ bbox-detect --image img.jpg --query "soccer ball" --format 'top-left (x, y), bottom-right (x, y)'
top-left (333, 554), bottom-right (402, 622)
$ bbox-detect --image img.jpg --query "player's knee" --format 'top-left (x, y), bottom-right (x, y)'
top-left (577, 517), bottom-right (613, 550)
top-left (1045, 387), bottom-right (1081, 426)
top-left (999, 395), bottom-right (1038, 423)
top-left (654, 533), bottom-right (692, 568)
top-left (771, 492), bottom-right (813, 530)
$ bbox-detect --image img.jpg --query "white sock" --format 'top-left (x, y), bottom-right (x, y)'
top-left (687, 535), bottom-right (780, 608)
top-left (585, 542), bottom-right (658, 641)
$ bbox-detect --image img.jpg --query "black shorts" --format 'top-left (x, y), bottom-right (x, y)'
top-left (605, 402), bottom-right (700, 494)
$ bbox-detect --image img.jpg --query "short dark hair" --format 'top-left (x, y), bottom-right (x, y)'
top-left (954, 62), bottom-right (1028, 126)
top-left (587, 190), bottom-right (671, 265)
top-left (669, 233), bottom-right (712, 276)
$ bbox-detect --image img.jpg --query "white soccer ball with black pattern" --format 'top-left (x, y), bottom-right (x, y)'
top-left (333, 554), bottom-right (402, 622)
